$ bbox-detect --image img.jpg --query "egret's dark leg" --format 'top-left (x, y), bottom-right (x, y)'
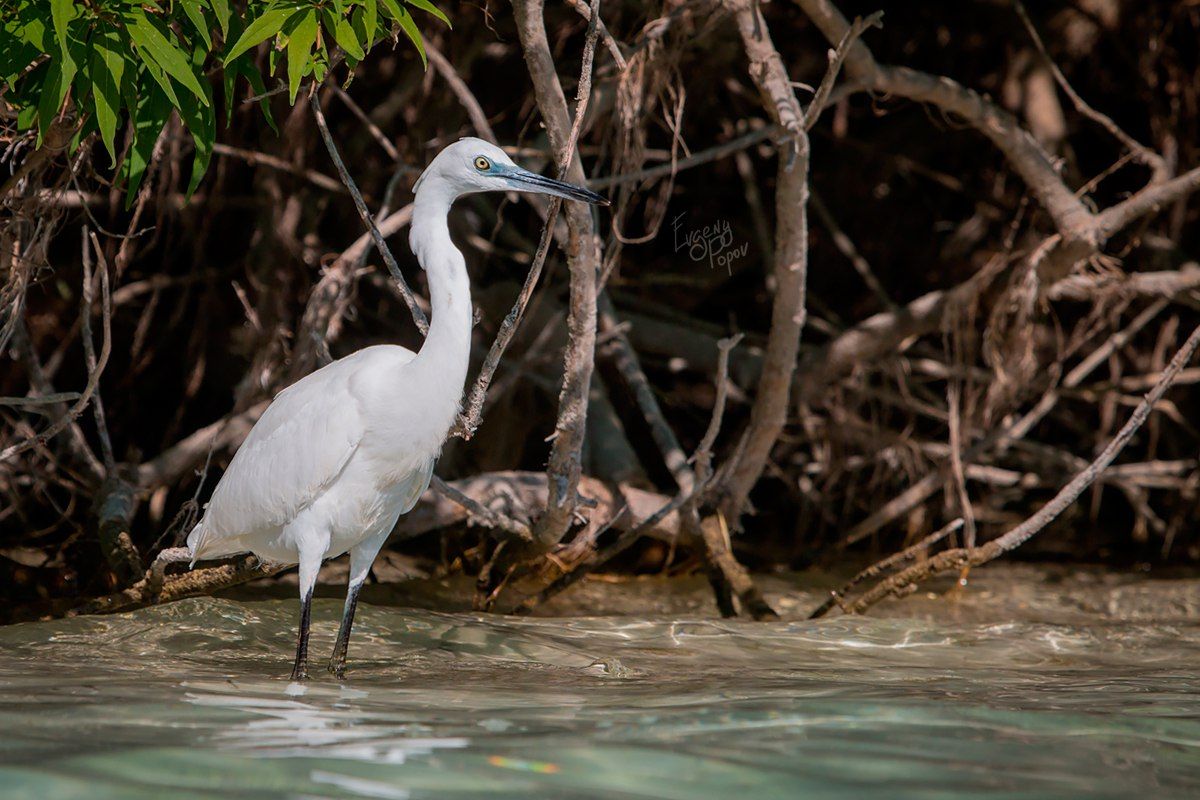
top-left (328, 579), bottom-right (363, 678)
top-left (290, 545), bottom-right (322, 681)
top-left (328, 535), bottom-right (385, 678)
top-left (291, 586), bottom-right (313, 681)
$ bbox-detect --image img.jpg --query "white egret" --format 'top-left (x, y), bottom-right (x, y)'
top-left (183, 138), bottom-right (607, 680)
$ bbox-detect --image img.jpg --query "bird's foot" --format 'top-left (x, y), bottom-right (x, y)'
top-left (327, 659), bottom-right (347, 680)
top-left (290, 664), bottom-right (309, 682)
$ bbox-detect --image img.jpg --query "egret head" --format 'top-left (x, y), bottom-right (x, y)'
top-left (414, 137), bottom-right (608, 206)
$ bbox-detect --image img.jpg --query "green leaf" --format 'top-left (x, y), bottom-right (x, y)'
top-left (123, 87), bottom-right (171, 206)
top-left (49, 0), bottom-right (74, 64)
top-left (323, 9), bottom-right (365, 61)
top-left (67, 119), bottom-right (90, 154)
top-left (139, 54), bottom-right (182, 109)
top-left (36, 57), bottom-right (76, 141)
top-left (17, 103), bottom-right (38, 131)
top-left (350, 6), bottom-right (371, 54)
top-left (10, 6), bottom-right (50, 54)
top-left (221, 63), bottom-right (237, 127)
top-left (176, 83), bottom-right (216, 197)
top-left (2, 9), bottom-right (46, 84)
top-left (237, 59), bottom-right (277, 133)
top-left (405, 0), bottom-right (451, 28)
top-left (393, 6), bottom-right (427, 68)
top-left (178, 0), bottom-right (212, 51)
top-left (125, 9), bottom-right (210, 106)
top-left (378, 0), bottom-right (405, 22)
top-left (224, 5), bottom-right (298, 63)
top-left (364, 0), bottom-right (378, 41)
top-left (72, 112), bottom-right (97, 148)
top-left (286, 10), bottom-right (317, 104)
top-left (90, 28), bottom-right (127, 166)
top-left (210, 0), bottom-right (231, 37)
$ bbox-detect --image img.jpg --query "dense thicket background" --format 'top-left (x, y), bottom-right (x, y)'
top-left (3, 0), bottom-right (1198, 621)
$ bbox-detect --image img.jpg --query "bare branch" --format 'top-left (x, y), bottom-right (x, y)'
top-left (808, 519), bottom-right (964, 618)
top-left (792, 0), bottom-right (1095, 241)
top-left (692, 333), bottom-right (744, 486)
top-left (330, 85), bottom-right (402, 162)
top-left (1, 238), bottom-right (114, 464)
top-left (308, 90), bottom-right (429, 335)
top-left (803, 11), bottom-right (883, 131)
top-left (717, 0), bottom-right (811, 524)
top-left (839, 297), bottom-right (1170, 547)
top-left (1012, 0), bottom-right (1165, 180)
top-left (429, 475), bottom-right (533, 543)
top-left (1096, 167), bottom-right (1200, 239)
top-left (427, 43), bottom-right (498, 142)
top-left (453, 218), bottom-right (557, 438)
top-left (848, 320), bottom-right (1200, 613)
top-left (213, 143), bottom-right (348, 194)
top-left (512, 0), bottom-right (605, 545)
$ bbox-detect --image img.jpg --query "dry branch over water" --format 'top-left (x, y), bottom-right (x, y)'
top-left (3, 1), bottom-right (1200, 622)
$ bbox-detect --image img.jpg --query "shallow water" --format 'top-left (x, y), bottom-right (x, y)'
top-left (1, 597), bottom-right (1198, 798)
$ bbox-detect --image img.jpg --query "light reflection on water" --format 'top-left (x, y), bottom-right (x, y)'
top-left (0, 597), bottom-right (1199, 798)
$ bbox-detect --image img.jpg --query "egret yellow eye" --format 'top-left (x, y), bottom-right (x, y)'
top-left (473, 156), bottom-right (491, 171)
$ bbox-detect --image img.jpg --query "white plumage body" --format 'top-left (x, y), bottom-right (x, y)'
top-left (187, 346), bottom-right (441, 566)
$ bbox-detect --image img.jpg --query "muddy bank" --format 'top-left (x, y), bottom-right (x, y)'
top-left (231, 558), bottom-right (1200, 627)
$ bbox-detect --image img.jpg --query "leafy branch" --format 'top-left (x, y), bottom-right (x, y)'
top-left (0, 0), bottom-right (447, 202)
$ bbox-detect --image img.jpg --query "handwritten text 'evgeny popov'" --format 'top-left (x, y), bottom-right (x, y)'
top-left (672, 214), bottom-right (748, 274)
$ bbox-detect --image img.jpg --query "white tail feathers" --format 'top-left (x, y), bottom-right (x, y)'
top-left (185, 522), bottom-right (206, 567)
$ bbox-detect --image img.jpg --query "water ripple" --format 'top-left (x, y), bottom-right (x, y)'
top-left (0, 598), bottom-right (1198, 798)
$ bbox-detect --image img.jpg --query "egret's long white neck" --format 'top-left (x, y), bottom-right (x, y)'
top-left (404, 180), bottom-right (473, 440)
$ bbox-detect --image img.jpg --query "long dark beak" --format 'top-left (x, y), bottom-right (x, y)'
top-left (505, 168), bottom-right (610, 206)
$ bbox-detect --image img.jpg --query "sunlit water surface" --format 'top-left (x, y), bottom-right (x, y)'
top-left (1, 597), bottom-right (1198, 798)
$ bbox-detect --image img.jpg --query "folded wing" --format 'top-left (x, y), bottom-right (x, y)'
top-left (189, 348), bottom-right (415, 559)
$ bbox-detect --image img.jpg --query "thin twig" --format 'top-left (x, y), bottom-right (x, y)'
top-left (0, 392), bottom-right (82, 409)
top-left (1, 245), bottom-right (114, 464)
top-left (590, 125), bottom-right (776, 189)
top-left (331, 85), bottom-right (402, 162)
top-left (4, 318), bottom-right (104, 480)
top-left (452, 215), bottom-right (557, 437)
top-left (946, 381), bottom-right (976, 548)
top-left (429, 476), bottom-right (533, 543)
top-left (848, 321), bottom-right (1200, 613)
top-left (808, 519), bottom-right (963, 618)
top-left (520, 0), bottom-right (605, 545)
top-left (597, 294), bottom-right (694, 492)
top-left (245, 51), bottom-right (348, 104)
top-left (513, 488), bottom-right (694, 613)
top-left (564, 0), bottom-right (627, 70)
top-left (810, 189), bottom-right (896, 311)
top-left (213, 143), bottom-right (348, 194)
top-left (803, 12), bottom-right (883, 132)
top-left (308, 91), bottom-right (429, 335)
top-left (426, 43), bottom-right (497, 142)
top-left (1012, 0), bottom-right (1165, 179)
top-left (81, 229), bottom-right (115, 472)
top-left (691, 333), bottom-right (744, 486)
